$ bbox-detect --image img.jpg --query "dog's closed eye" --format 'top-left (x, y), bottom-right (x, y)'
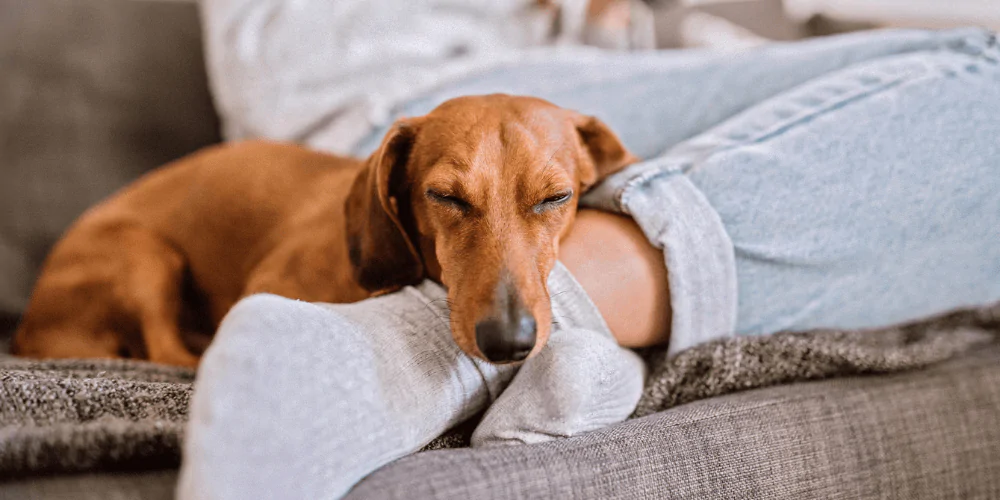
top-left (533, 191), bottom-right (573, 214)
top-left (426, 189), bottom-right (472, 213)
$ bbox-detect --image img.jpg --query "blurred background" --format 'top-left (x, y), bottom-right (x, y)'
top-left (1, 0), bottom-right (998, 345)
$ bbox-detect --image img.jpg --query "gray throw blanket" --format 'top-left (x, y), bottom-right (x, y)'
top-left (2, 302), bottom-right (998, 478)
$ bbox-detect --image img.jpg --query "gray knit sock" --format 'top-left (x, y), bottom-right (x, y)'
top-left (471, 326), bottom-right (646, 446)
top-left (177, 285), bottom-right (515, 500)
top-left (177, 264), bottom-right (636, 499)
top-left (472, 265), bottom-right (646, 446)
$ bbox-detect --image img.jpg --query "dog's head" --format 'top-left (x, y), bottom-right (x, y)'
top-left (346, 94), bottom-right (637, 363)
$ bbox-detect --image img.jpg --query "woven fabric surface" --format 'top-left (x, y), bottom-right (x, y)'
top-left (1, 301), bottom-right (997, 478)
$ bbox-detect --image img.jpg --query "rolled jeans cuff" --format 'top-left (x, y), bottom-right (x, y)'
top-left (583, 157), bottom-right (738, 354)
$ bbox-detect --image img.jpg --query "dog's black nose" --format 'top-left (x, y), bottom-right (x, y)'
top-left (475, 313), bottom-right (537, 363)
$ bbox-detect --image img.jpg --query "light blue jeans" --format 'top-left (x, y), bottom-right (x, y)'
top-left (356, 28), bottom-right (1000, 352)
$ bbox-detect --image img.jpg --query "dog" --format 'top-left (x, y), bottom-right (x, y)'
top-left (12, 94), bottom-right (637, 367)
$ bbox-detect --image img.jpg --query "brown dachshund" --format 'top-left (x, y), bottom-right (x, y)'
top-left (12, 94), bottom-right (637, 367)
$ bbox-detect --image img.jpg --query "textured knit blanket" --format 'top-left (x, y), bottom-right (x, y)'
top-left (2, 302), bottom-right (998, 478)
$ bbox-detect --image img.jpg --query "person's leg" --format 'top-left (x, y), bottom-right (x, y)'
top-left (177, 265), bottom-right (643, 498)
top-left (177, 285), bottom-right (512, 500)
top-left (558, 209), bottom-right (671, 348)
top-left (353, 28), bottom-right (984, 161)
top-left (607, 29), bottom-right (1000, 352)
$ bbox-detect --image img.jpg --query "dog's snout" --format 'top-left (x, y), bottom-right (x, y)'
top-left (475, 312), bottom-right (537, 363)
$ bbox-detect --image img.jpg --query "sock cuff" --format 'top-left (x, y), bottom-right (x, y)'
top-left (548, 262), bottom-right (615, 340)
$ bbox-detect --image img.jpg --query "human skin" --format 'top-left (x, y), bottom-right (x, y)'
top-left (558, 208), bottom-right (671, 348)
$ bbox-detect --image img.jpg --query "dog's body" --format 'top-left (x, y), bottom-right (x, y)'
top-left (13, 142), bottom-right (370, 366)
top-left (13, 95), bottom-right (636, 367)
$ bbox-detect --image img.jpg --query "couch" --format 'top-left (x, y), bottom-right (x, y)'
top-left (3, 1), bottom-right (999, 499)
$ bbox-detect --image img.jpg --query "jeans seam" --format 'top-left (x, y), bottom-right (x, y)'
top-left (693, 77), bottom-right (910, 174)
top-left (686, 32), bottom-right (998, 173)
top-left (616, 161), bottom-right (688, 212)
top-left (612, 29), bottom-right (998, 210)
top-left (615, 77), bottom-right (909, 210)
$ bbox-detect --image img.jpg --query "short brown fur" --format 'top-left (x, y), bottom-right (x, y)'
top-left (13, 95), bottom-right (636, 366)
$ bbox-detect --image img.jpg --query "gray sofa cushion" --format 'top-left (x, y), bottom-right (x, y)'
top-left (4, 345), bottom-right (997, 499)
top-left (346, 343), bottom-right (1000, 499)
top-left (0, 0), bottom-right (220, 336)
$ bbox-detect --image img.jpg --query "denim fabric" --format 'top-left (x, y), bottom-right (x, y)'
top-left (619, 29), bottom-right (1000, 351)
top-left (352, 29), bottom-right (987, 160)
top-left (354, 28), bottom-right (1000, 352)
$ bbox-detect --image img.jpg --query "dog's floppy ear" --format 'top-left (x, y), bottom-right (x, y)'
top-left (345, 119), bottom-right (424, 293)
top-left (572, 113), bottom-right (639, 191)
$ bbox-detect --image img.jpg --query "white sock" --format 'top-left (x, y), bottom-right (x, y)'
top-left (472, 265), bottom-right (646, 446)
